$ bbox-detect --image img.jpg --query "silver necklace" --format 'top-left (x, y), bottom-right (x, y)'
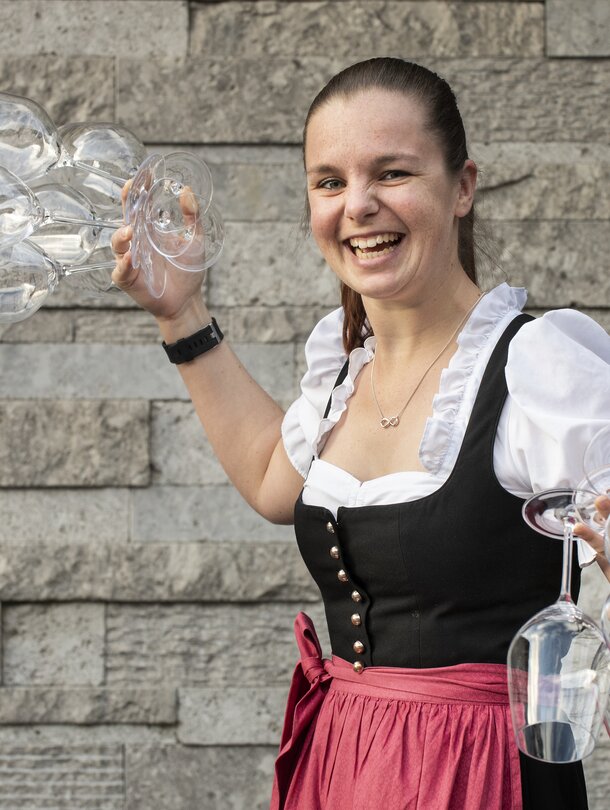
top-left (370, 294), bottom-right (484, 429)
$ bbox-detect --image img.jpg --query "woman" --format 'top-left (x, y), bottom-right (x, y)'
top-left (112, 58), bottom-right (610, 810)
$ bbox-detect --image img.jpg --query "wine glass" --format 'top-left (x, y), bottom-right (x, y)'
top-left (507, 489), bottom-right (610, 763)
top-left (0, 92), bottom-right (145, 188)
top-left (0, 239), bottom-right (116, 323)
top-left (0, 166), bottom-right (121, 249)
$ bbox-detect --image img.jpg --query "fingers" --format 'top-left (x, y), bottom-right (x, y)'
top-left (111, 224), bottom-right (133, 258)
top-left (595, 494), bottom-right (610, 520)
top-left (111, 225), bottom-right (138, 290)
top-left (573, 522), bottom-right (605, 558)
top-left (121, 179), bottom-right (133, 215)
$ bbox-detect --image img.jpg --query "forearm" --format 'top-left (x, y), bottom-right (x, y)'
top-left (158, 299), bottom-right (300, 522)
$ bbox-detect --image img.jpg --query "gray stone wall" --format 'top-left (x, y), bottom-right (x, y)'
top-left (0, 1), bottom-right (609, 807)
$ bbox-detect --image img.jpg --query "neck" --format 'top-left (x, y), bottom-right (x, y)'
top-left (363, 272), bottom-right (481, 365)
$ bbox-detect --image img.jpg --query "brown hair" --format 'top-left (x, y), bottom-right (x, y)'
top-left (303, 58), bottom-right (477, 354)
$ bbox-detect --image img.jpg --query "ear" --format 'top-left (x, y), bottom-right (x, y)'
top-left (455, 159), bottom-right (477, 218)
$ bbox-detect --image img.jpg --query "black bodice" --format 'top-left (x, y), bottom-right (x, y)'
top-left (293, 314), bottom-right (581, 671)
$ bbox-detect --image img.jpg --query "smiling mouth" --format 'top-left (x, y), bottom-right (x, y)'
top-left (347, 232), bottom-right (403, 260)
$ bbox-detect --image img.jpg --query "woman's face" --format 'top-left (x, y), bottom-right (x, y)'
top-left (304, 89), bottom-right (475, 306)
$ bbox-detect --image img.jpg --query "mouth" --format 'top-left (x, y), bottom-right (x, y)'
top-left (346, 232), bottom-right (403, 261)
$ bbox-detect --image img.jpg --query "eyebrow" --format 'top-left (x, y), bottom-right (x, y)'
top-left (306, 152), bottom-right (422, 175)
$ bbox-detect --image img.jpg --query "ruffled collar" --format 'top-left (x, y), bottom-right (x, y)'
top-left (313, 284), bottom-right (527, 468)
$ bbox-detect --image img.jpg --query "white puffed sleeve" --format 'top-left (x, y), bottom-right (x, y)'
top-left (281, 308), bottom-right (347, 478)
top-left (494, 309), bottom-right (610, 565)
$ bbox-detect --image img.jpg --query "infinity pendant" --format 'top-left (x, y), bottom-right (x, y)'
top-left (380, 416), bottom-right (400, 428)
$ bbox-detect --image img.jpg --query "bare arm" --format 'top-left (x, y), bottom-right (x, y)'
top-left (111, 220), bottom-right (304, 524)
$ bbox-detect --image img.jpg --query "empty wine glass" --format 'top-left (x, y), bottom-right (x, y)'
top-left (0, 239), bottom-right (116, 323)
top-left (507, 489), bottom-right (610, 763)
top-left (0, 92), bottom-right (145, 188)
top-left (0, 166), bottom-right (121, 249)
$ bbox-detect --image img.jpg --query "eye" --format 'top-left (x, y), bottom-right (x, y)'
top-left (317, 177), bottom-right (344, 191)
top-left (381, 169), bottom-right (410, 181)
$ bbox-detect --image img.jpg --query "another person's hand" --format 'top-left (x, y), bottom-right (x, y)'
top-left (574, 494), bottom-right (610, 578)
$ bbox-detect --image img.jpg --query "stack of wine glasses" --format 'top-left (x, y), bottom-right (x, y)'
top-left (0, 91), bottom-right (224, 323)
top-left (508, 426), bottom-right (610, 764)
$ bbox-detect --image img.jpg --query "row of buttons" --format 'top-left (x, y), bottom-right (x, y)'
top-left (327, 520), bottom-right (366, 673)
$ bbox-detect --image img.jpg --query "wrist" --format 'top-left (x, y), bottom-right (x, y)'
top-left (157, 298), bottom-right (211, 344)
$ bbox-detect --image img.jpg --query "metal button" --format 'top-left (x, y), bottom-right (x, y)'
top-left (353, 640), bottom-right (365, 654)
top-left (353, 661), bottom-right (364, 674)
top-left (351, 613), bottom-right (362, 626)
top-left (326, 521), bottom-right (335, 534)
top-left (351, 590), bottom-right (362, 603)
top-left (329, 545), bottom-right (340, 559)
top-left (337, 569), bottom-right (348, 583)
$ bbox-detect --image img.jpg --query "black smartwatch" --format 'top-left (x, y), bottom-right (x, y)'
top-left (162, 318), bottom-right (224, 364)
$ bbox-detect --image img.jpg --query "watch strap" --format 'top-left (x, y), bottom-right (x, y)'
top-left (162, 318), bottom-right (224, 364)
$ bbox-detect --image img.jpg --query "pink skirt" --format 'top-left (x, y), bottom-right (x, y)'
top-left (270, 613), bottom-right (522, 810)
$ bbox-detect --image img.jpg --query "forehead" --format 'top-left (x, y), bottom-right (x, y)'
top-left (305, 89), bottom-right (439, 169)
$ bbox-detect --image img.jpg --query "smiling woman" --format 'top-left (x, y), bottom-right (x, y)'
top-left (111, 57), bottom-right (610, 810)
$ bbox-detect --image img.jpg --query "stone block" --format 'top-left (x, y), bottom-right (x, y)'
top-left (473, 142), bottom-right (610, 221)
top-left (3, 603), bottom-right (105, 686)
top-left (0, 745), bottom-right (124, 810)
top-left (208, 223), bottom-right (337, 307)
top-left (125, 744), bottom-right (276, 810)
top-left (0, 342), bottom-right (293, 401)
top-left (0, 687), bottom-right (176, 725)
top-left (151, 402), bottom-right (228, 485)
top-left (106, 602), bottom-right (326, 687)
top-left (0, 56), bottom-right (115, 126)
top-left (0, 310), bottom-right (74, 343)
top-left (0, 541), bottom-right (319, 602)
top-left (0, 1), bottom-right (188, 58)
top-left (131, 485), bottom-right (294, 542)
top-left (191, 1), bottom-right (543, 58)
top-left (490, 221), bottom-right (610, 308)
top-left (547, 0), bottom-right (610, 57)
top-left (0, 488), bottom-right (129, 544)
top-left (73, 310), bottom-right (162, 343)
top-left (0, 400), bottom-right (150, 487)
top-left (178, 686), bottom-right (287, 744)
top-left (226, 305), bottom-right (332, 343)
top-left (118, 57), bottom-right (610, 144)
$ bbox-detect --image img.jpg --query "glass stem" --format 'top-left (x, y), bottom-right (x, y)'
top-left (62, 260), bottom-right (116, 276)
top-left (50, 213), bottom-right (122, 230)
top-left (71, 160), bottom-right (128, 186)
top-left (559, 517), bottom-right (575, 603)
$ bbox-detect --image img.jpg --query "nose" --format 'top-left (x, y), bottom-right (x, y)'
top-left (344, 182), bottom-right (379, 221)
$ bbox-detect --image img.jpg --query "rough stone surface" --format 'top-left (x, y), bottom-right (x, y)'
top-left (106, 602), bottom-right (327, 687)
top-left (0, 310), bottom-right (74, 343)
top-left (0, 1), bottom-right (189, 58)
top-left (151, 402), bottom-right (228, 485)
top-left (125, 745), bottom-right (276, 810)
top-left (3, 603), bottom-right (105, 686)
top-left (0, 687), bottom-right (176, 725)
top-left (178, 686), bottom-right (287, 745)
top-left (0, 400), bottom-right (150, 487)
top-left (208, 222), bottom-right (336, 307)
top-left (73, 310), bottom-right (162, 343)
top-left (131, 485), bottom-right (295, 542)
top-left (491, 221), bottom-right (610, 307)
top-left (0, 342), bottom-right (294, 402)
top-left (192, 1), bottom-right (543, 58)
top-left (118, 57), bottom-right (610, 143)
top-left (0, 488), bottom-right (129, 544)
top-left (0, 541), bottom-right (318, 602)
top-left (0, 57), bottom-right (115, 126)
top-left (547, 0), bottom-right (610, 57)
top-left (0, 745), bottom-right (124, 810)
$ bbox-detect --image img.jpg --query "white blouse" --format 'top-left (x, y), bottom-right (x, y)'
top-left (281, 284), bottom-right (610, 567)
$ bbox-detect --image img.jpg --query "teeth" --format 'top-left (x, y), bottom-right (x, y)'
top-left (354, 245), bottom-right (397, 260)
top-left (349, 232), bottom-right (399, 249)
